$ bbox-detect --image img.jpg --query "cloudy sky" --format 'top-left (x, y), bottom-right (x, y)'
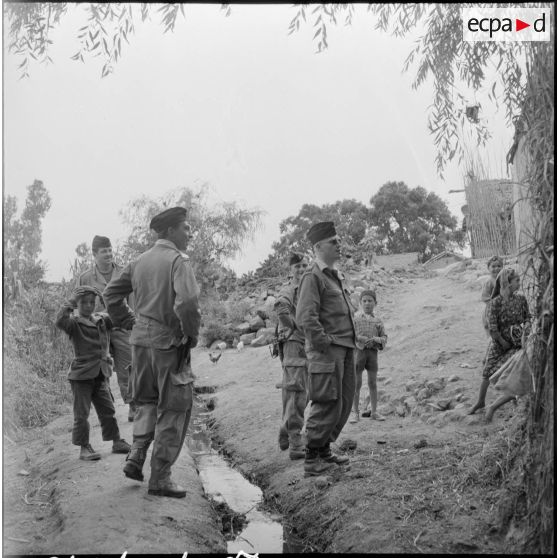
top-left (4, 3), bottom-right (512, 281)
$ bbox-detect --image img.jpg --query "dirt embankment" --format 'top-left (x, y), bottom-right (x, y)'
top-left (4, 264), bottom-right (519, 554)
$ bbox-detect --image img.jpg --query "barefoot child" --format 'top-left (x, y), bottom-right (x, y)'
top-left (350, 289), bottom-right (387, 423)
top-left (468, 268), bottom-right (530, 417)
top-left (55, 286), bottom-right (130, 461)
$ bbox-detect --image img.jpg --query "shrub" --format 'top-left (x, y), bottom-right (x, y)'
top-left (4, 281), bottom-right (74, 434)
top-left (202, 321), bottom-right (236, 348)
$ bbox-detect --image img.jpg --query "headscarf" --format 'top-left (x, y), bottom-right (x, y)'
top-left (491, 268), bottom-right (518, 299)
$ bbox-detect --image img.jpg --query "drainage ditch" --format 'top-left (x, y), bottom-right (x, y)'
top-left (187, 387), bottom-right (301, 554)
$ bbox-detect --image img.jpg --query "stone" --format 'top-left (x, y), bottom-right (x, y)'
top-left (394, 405), bottom-right (406, 417)
top-left (239, 332), bottom-right (256, 344)
top-left (406, 381), bottom-right (421, 392)
top-left (426, 378), bottom-right (445, 392)
top-left (448, 375), bottom-right (461, 382)
top-left (235, 322), bottom-right (252, 335)
top-left (210, 340), bottom-right (227, 350)
top-left (416, 388), bottom-right (431, 401)
top-left (414, 439), bottom-right (428, 449)
top-left (314, 476), bottom-right (331, 489)
top-left (249, 315), bottom-right (266, 332)
top-left (256, 308), bottom-right (269, 321)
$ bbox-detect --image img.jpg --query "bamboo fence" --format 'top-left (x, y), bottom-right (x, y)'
top-left (464, 178), bottom-right (516, 258)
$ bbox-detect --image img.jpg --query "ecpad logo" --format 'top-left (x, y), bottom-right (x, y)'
top-left (462, 8), bottom-right (551, 42)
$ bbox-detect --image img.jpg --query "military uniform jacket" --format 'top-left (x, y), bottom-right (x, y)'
top-left (102, 239), bottom-right (201, 349)
top-left (274, 282), bottom-right (305, 345)
top-left (296, 260), bottom-right (356, 352)
top-left (55, 303), bottom-right (113, 380)
top-left (78, 262), bottom-right (135, 320)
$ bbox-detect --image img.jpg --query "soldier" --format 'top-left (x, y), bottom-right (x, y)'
top-left (78, 235), bottom-right (136, 422)
top-left (274, 252), bottom-right (310, 460)
top-left (296, 221), bottom-right (356, 477)
top-left (103, 207), bottom-right (201, 498)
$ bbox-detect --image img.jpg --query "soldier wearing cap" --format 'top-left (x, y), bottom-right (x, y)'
top-left (274, 251), bottom-right (310, 460)
top-left (296, 221), bottom-right (356, 476)
top-left (78, 235), bottom-right (136, 422)
top-left (103, 206), bottom-right (201, 498)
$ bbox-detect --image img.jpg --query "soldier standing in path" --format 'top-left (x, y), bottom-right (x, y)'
top-left (78, 236), bottom-right (136, 422)
top-left (296, 221), bottom-right (356, 477)
top-left (275, 252), bottom-right (310, 460)
top-left (103, 207), bottom-right (201, 498)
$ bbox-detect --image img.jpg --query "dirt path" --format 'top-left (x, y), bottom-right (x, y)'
top-left (4, 266), bottom-right (516, 554)
top-left (3, 384), bottom-right (225, 555)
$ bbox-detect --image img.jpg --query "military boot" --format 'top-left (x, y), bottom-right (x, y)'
top-left (123, 446), bottom-right (147, 482)
top-left (148, 478), bottom-right (187, 498)
top-left (303, 447), bottom-right (335, 477)
top-left (319, 442), bottom-right (350, 465)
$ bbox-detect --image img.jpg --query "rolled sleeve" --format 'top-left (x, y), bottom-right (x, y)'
top-left (55, 303), bottom-right (77, 336)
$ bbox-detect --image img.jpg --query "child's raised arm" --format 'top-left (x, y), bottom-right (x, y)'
top-left (55, 297), bottom-right (78, 335)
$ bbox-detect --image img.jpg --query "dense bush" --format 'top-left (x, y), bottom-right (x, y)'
top-left (4, 281), bottom-right (75, 433)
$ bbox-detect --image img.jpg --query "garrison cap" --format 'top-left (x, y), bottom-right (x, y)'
top-left (289, 252), bottom-right (305, 266)
top-left (92, 235), bottom-right (111, 252)
top-left (307, 221), bottom-right (337, 245)
top-left (360, 289), bottom-right (377, 302)
top-left (149, 207), bottom-right (188, 233)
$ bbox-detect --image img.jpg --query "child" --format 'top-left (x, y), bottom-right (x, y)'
top-left (55, 286), bottom-right (130, 461)
top-left (350, 289), bottom-right (388, 423)
top-left (481, 256), bottom-right (503, 334)
top-left (468, 268), bottom-right (530, 418)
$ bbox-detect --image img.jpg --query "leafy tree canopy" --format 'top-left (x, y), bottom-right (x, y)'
top-left (272, 199), bottom-right (372, 258)
top-left (118, 183), bottom-right (263, 293)
top-left (3, 179), bottom-right (52, 288)
top-left (370, 181), bottom-right (462, 260)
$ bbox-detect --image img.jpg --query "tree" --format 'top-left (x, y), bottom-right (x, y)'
top-left (118, 183), bottom-right (263, 294)
top-left (272, 199), bottom-right (372, 258)
top-left (370, 181), bottom-right (462, 261)
top-left (3, 180), bottom-right (52, 290)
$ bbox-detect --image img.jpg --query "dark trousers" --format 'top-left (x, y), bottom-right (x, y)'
top-left (130, 345), bottom-right (193, 485)
top-left (305, 344), bottom-right (355, 449)
top-left (70, 371), bottom-right (120, 446)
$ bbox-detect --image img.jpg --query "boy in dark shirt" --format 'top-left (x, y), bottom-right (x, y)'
top-left (56, 286), bottom-right (130, 461)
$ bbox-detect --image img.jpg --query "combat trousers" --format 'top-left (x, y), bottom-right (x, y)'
top-left (279, 340), bottom-right (308, 450)
top-left (70, 371), bottom-right (120, 446)
top-left (110, 329), bottom-right (132, 404)
top-left (130, 344), bottom-right (193, 485)
top-left (305, 344), bottom-right (355, 449)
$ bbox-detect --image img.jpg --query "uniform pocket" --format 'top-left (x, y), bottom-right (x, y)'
top-left (307, 360), bottom-right (337, 402)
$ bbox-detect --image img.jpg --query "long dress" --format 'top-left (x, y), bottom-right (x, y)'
top-left (481, 276), bottom-right (496, 334)
top-left (482, 293), bottom-right (530, 380)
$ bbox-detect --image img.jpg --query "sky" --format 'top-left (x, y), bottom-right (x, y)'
top-left (3, 3), bottom-right (513, 282)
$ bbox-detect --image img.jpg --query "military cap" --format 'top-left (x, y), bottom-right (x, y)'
top-left (289, 252), bottom-right (305, 266)
top-left (149, 207), bottom-right (188, 233)
top-left (92, 235), bottom-right (111, 252)
top-left (360, 289), bottom-right (377, 302)
top-left (307, 221), bottom-right (337, 245)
